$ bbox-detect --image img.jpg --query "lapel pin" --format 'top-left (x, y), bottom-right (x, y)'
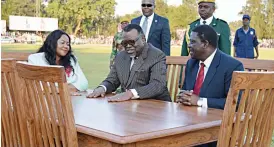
top-left (155, 20), bottom-right (158, 23)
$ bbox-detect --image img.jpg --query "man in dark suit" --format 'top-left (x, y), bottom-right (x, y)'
top-left (177, 24), bottom-right (244, 147)
top-left (87, 24), bottom-right (171, 102)
top-left (131, 0), bottom-right (171, 56)
top-left (177, 25), bottom-right (244, 110)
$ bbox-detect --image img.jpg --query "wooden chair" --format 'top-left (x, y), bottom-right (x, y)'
top-left (1, 59), bottom-right (22, 147)
top-left (217, 71), bottom-right (274, 147)
top-left (16, 62), bottom-right (78, 147)
top-left (1, 52), bottom-right (31, 61)
top-left (236, 58), bottom-right (274, 71)
top-left (166, 56), bottom-right (189, 101)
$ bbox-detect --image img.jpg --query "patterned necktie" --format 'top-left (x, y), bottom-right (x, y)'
top-left (193, 63), bottom-right (205, 95)
top-left (203, 20), bottom-right (207, 25)
top-left (142, 17), bottom-right (148, 35)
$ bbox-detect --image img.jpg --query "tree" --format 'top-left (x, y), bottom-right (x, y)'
top-left (43, 0), bottom-right (116, 36)
top-left (118, 11), bottom-right (142, 23)
top-left (1, 0), bottom-right (36, 26)
top-left (155, 0), bottom-right (169, 17)
top-left (166, 0), bottom-right (198, 38)
top-left (1, 0), bottom-right (14, 22)
top-left (183, 0), bottom-right (197, 8)
top-left (166, 5), bottom-right (194, 38)
top-left (229, 20), bottom-right (242, 32)
top-left (264, 0), bottom-right (274, 39)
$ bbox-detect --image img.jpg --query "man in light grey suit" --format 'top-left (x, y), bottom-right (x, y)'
top-left (87, 24), bottom-right (171, 102)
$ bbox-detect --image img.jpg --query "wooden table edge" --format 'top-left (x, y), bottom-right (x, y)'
top-left (76, 120), bottom-right (222, 144)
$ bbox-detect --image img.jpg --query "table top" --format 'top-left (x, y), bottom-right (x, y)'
top-left (72, 94), bottom-right (223, 144)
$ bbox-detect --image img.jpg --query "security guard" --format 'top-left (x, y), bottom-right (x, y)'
top-left (181, 0), bottom-right (231, 56)
top-left (110, 20), bottom-right (129, 68)
top-left (233, 14), bottom-right (259, 59)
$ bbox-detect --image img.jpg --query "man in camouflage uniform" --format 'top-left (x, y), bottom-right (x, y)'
top-left (110, 20), bottom-right (129, 68)
top-left (181, 0), bottom-right (231, 56)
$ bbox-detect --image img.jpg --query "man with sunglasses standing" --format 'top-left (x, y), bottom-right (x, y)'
top-left (131, 0), bottom-right (171, 56)
top-left (87, 24), bottom-right (171, 102)
top-left (181, 0), bottom-right (231, 56)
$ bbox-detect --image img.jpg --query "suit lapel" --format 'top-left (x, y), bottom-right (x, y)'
top-left (136, 16), bottom-right (142, 25)
top-left (122, 55), bottom-right (131, 86)
top-left (147, 14), bottom-right (158, 41)
top-left (200, 50), bottom-right (221, 93)
top-left (126, 45), bottom-right (149, 87)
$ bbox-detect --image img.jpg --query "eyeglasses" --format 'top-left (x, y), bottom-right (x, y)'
top-left (141, 4), bottom-right (153, 7)
top-left (121, 34), bottom-right (142, 47)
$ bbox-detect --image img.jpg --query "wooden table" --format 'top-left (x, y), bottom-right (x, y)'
top-left (72, 94), bottom-right (223, 147)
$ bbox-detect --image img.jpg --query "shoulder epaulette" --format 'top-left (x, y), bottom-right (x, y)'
top-left (216, 18), bottom-right (228, 24)
top-left (189, 18), bottom-right (200, 25)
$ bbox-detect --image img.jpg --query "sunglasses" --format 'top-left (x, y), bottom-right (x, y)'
top-left (141, 4), bottom-right (153, 7)
top-left (121, 34), bottom-right (142, 47)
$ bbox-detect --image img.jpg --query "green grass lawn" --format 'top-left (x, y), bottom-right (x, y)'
top-left (1, 43), bottom-right (274, 146)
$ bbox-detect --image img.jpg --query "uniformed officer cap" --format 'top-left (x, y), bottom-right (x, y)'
top-left (198, 0), bottom-right (215, 4)
top-left (242, 14), bottom-right (251, 20)
top-left (121, 20), bottom-right (129, 24)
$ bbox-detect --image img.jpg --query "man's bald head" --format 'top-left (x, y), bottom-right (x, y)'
top-left (142, 0), bottom-right (155, 4)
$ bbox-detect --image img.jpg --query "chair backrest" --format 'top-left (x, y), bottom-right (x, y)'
top-left (16, 62), bottom-right (78, 147)
top-left (236, 58), bottom-right (274, 71)
top-left (1, 59), bottom-right (22, 147)
top-left (2, 52), bottom-right (31, 61)
top-left (166, 56), bottom-right (189, 101)
top-left (217, 71), bottom-right (274, 147)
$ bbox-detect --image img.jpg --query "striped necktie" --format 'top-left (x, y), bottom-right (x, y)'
top-left (142, 17), bottom-right (148, 35)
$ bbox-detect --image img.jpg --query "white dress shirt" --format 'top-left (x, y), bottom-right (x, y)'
top-left (196, 49), bottom-right (217, 108)
top-left (28, 52), bottom-right (89, 91)
top-left (200, 16), bottom-right (214, 25)
top-left (100, 57), bottom-right (140, 99)
top-left (243, 27), bottom-right (250, 34)
top-left (140, 13), bottom-right (154, 41)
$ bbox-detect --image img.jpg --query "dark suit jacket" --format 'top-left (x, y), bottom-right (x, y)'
top-left (182, 50), bottom-right (244, 109)
top-left (101, 43), bottom-right (171, 102)
top-left (131, 14), bottom-right (171, 56)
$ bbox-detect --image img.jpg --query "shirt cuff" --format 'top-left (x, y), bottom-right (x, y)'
top-left (130, 89), bottom-right (140, 99)
top-left (198, 98), bottom-right (208, 108)
top-left (99, 85), bottom-right (107, 92)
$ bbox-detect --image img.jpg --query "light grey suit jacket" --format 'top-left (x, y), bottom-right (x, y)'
top-left (101, 43), bottom-right (171, 102)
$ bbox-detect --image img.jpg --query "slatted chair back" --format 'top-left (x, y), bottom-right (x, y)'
top-left (217, 71), bottom-right (274, 147)
top-left (166, 56), bottom-right (189, 101)
top-left (236, 58), bottom-right (274, 71)
top-left (16, 62), bottom-right (78, 147)
top-left (1, 59), bottom-right (22, 147)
